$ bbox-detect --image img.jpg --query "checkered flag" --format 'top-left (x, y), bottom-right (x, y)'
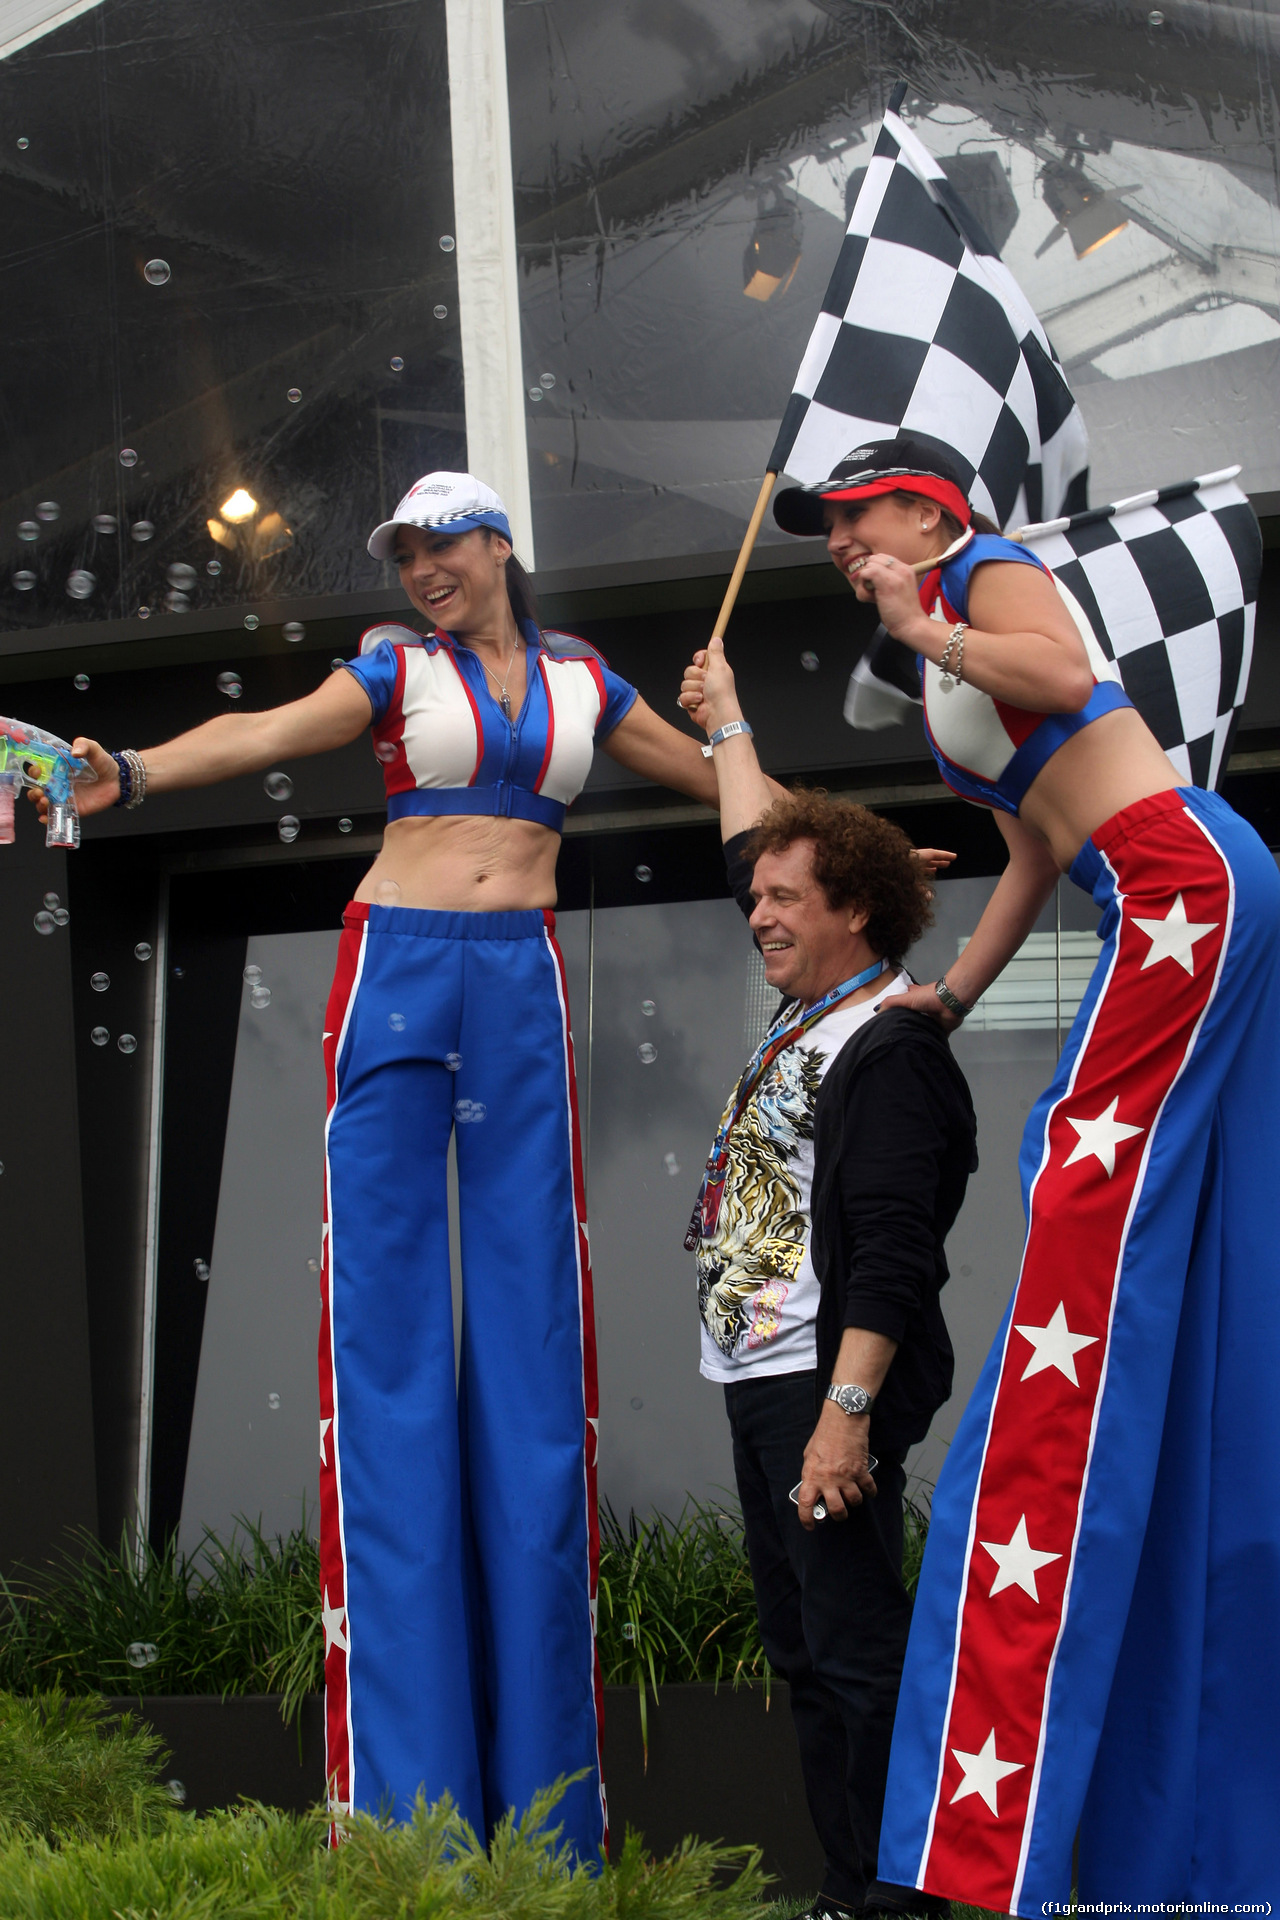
top-left (846, 469), bottom-right (1262, 792)
top-left (770, 97), bottom-right (1089, 530)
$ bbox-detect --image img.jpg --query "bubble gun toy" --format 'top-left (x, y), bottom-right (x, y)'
top-left (0, 716), bottom-right (96, 848)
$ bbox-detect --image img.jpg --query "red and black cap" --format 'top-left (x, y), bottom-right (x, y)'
top-left (772, 436), bottom-right (972, 537)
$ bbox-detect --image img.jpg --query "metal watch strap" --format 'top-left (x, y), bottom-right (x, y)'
top-left (936, 976), bottom-right (973, 1019)
top-left (825, 1383), bottom-right (872, 1416)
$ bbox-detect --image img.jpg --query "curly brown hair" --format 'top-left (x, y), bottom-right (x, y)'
top-left (744, 788), bottom-right (934, 962)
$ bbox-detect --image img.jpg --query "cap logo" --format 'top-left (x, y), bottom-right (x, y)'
top-left (411, 483), bottom-right (454, 498)
top-left (846, 448), bottom-right (876, 463)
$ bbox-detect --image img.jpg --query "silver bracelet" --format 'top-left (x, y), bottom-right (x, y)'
top-left (700, 719), bottom-right (754, 758)
top-left (936, 976), bottom-right (973, 1019)
top-left (121, 748), bottom-right (147, 809)
top-left (938, 622), bottom-right (967, 692)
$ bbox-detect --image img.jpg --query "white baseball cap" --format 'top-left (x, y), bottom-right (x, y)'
top-left (367, 471), bottom-right (512, 559)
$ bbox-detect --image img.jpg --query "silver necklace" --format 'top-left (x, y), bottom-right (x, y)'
top-left (479, 639), bottom-right (523, 719)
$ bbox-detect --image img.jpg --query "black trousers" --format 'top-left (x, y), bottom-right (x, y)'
top-left (724, 1368), bottom-right (913, 1914)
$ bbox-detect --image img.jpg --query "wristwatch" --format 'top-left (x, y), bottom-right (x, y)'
top-left (825, 1383), bottom-right (873, 1416)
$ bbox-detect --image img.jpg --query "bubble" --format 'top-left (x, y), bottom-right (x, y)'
top-left (388, 1012), bottom-right (406, 1031)
top-left (264, 770), bottom-right (293, 801)
top-left (287, 387), bottom-right (302, 403)
top-left (330, 658), bottom-right (345, 672)
top-left (93, 514), bottom-right (118, 534)
top-left (528, 388), bottom-right (543, 402)
top-left (90, 971), bottom-right (110, 991)
top-left (53, 907), bottom-right (69, 927)
top-left (34, 910), bottom-right (55, 934)
top-left (13, 571), bottom-right (35, 590)
top-left (540, 373), bottom-right (556, 389)
top-left (663, 1151), bottom-right (681, 1176)
top-left (453, 1098), bottom-right (487, 1124)
top-left (439, 233), bottom-right (455, 251)
top-left (250, 985), bottom-right (272, 1009)
top-left (243, 965), bottom-right (262, 984)
top-left (118, 1033), bottom-right (137, 1054)
top-left (119, 448), bottom-right (138, 468)
top-left (130, 520), bottom-right (154, 542)
top-left (389, 355), bottom-right (404, 372)
top-left (166, 562), bottom-right (197, 590)
top-left (637, 1042), bottom-right (657, 1064)
top-left (337, 817), bottom-right (353, 833)
top-left (445, 1052), bottom-right (462, 1072)
top-left (800, 650), bottom-right (820, 672)
top-left (277, 815), bottom-right (300, 843)
top-left (17, 521), bottom-right (38, 541)
top-left (43, 892), bottom-right (60, 910)
top-left (621, 1622), bottom-right (636, 1641)
top-left (630, 1397), bottom-right (644, 1411)
top-left (243, 613), bottom-right (260, 631)
top-left (164, 591), bottom-right (190, 612)
top-left (268, 1392), bottom-right (281, 1410)
top-left (194, 1258), bottom-right (210, 1282)
top-left (307, 1257), bottom-right (318, 1272)
top-left (635, 864), bottom-right (652, 883)
top-left (433, 303), bottom-right (448, 319)
top-left (137, 605), bottom-right (151, 619)
top-left (1148, 6), bottom-right (1164, 19)
top-left (143, 258), bottom-right (171, 285)
top-left (206, 558), bottom-right (222, 576)
top-left (0, 1163), bottom-right (4, 1174)
top-left (166, 1780), bottom-right (186, 1804)
top-left (374, 878), bottom-right (401, 907)
top-left (375, 740), bottom-right (398, 762)
top-left (172, 965), bottom-right (185, 978)
top-left (125, 1641), bottom-right (158, 1669)
top-left (216, 671), bottom-right (242, 698)
top-left (91, 1026), bottom-right (110, 1046)
top-left (283, 620), bottom-right (305, 643)
top-left (134, 942), bottom-right (152, 961)
top-left (641, 999), bottom-right (656, 1017)
top-left (16, 137), bottom-right (28, 149)
top-left (36, 500), bottom-right (60, 522)
top-left (74, 673), bottom-right (90, 689)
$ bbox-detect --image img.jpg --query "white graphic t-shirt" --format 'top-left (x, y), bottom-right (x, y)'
top-left (697, 970), bottom-right (910, 1382)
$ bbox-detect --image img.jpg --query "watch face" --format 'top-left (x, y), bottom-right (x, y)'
top-left (833, 1384), bottom-right (869, 1414)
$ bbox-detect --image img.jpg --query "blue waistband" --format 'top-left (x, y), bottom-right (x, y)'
top-left (385, 786), bottom-right (566, 832)
top-left (357, 901), bottom-right (554, 941)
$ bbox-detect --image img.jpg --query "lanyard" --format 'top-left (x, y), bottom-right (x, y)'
top-left (683, 958), bottom-right (890, 1252)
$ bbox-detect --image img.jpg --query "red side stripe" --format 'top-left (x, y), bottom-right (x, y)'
top-left (372, 649), bottom-right (415, 796)
top-left (532, 656), bottom-right (556, 793)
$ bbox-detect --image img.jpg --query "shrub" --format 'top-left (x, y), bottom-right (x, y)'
top-left (0, 1692), bottom-right (174, 1844)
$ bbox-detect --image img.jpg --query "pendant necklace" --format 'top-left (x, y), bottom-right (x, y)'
top-left (480, 639), bottom-right (523, 719)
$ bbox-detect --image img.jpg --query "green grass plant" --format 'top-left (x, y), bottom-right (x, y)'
top-left (0, 1691), bottom-right (176, 1845)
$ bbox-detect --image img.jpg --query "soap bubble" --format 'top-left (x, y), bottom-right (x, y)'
top-left (375, 740), bottom-right (398, 762)
top-left (194, 1258), bottom-right (209, 1281)
top-left (540, 373), bottom-right (556, 388)
top-left (243, 613), bottom-right (260, 631)
top-left (130, 520), bottom-right (154, 542)
top-left (93, 514), bottom-right (118, 534)
top-left (433, 304), bottom-right (448, 319)
top-left (33, 911), bottom-right (55, 935)
top-left (243, 965), bottom-right (262, 984)
top-left (166, 562), bottom-right (197, 590)
top-left (118, 1033), bottom-right (137, 1054)
top-left (74, 673), bottom-right (90, 689)
top-left (264, 771), bottom-right (293, 801)
top-left (375, 878), bottom-right (401, 907)
top-left (663, 1151), bottom-right (680, 1175)
top-left (53, 907), bottom-right (69, 927)
top-left (337, 817), bottom-right (352, 833)
top-left (166, 1780), bottom-right (186, 1804)
top-left (134, 942), bottom-right (152, 961)
top-left (216, 672), bottom-right (242, 698)
top-left (388, 1012), bottom-right (406, 1031)
top-left (801, 650), bottom-right (819, 672)
top-left (307, 1257), bottom-right (318, 1272)
top-left (173, 966), bottom-right (184, 978)
top-left (277, 815), bottom-right (300, 843)
top-left (16, 137), bottom-right (28, 149)
top-left (283, 621), bottom-right (305, 643)
top-left (630, 1397), bottom-right (643, 1410)
top-left (90, 971), bottom-right (110, 991)
top-left (37, 500), bottom-right (60, 522)
top-left (43, 892), bottom-right (59, 909)
top-left (17, 521), bottom-right (38, 541)
top-left (439, 234), bottom-right (455, 251)
top-left (635, 864), bottom-right (652, 883)
top-left (445, 1052), bottom-right (462, 1072)
top-left (641, 999), bottom-right (656, 1017)
top-left (137, 605), bottom-right (151, 619)
top-left (287, 387), bottom-right (302, 403)
top-left (91, 1026), bottom-right (109, 1046)
top-left (164, 591), bottom-right (190, 612)
top-left (330, 658), bottom-right (345, 671)
top-left (268, 1392), bottom-right (280, 1410)
top-left (125, 1641), bottom-right (158, 1668)
top-left (1148, 6), bottom-right (1164, 19)
top-left (143, 258), bottom-right (171, 285)
top-left (453, 1098), bottom-right (486, 1124)
top-left (119, 447), bottom-right (138, 467)
top-left (621, 1621), bottom-right (636, 1640)
top-left (389, 355), bottom-right (404, 372)
top-left (13, 571), bottom-right (35, 590)
top-left (637, 1042), bottom-right (657, 1064)
top-left (528, 388), bottom-right (543, 402)
top-left (206, 558), bottom-right (222, 576)
top-left (250, 984), bottom-right (272, 1009)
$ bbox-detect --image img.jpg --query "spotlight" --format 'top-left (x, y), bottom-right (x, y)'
top-left (743, 192), bottom-right (803, 301)
top-left (219, 488), bottom-right (259, 523)
top-left (1038, 161), bottom-right (1129, 259)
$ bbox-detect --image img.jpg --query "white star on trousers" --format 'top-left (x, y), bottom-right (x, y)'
top-left (950, 1728), bottom-right (1024, 1816)
top-left (1132, 893), bottom-right (1218, 976)
top-left (1064, 1096), bottom-right (1144, 1177)
top-left (1014, 1301), bottom-right (1099, 1385)
top-left (320, 1417), bottom-right (332, 1466)
top-left (980, 1514), bottom-right (1063, 1600)
top-left (322, 1586), bottom-right (348, 1657)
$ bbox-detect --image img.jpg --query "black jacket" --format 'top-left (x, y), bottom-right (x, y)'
top-left (723, 830), bottom-right (977, 1454)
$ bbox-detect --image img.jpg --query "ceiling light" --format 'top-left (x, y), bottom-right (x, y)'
top-left (1039, 162), bottom-right (1129, 259)
top-left (219, 488), bottom-right (258, 523)
top-left (743, 193), bottom-right (803, 302)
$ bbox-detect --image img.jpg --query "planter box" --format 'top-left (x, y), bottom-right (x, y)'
top-left (108, 1684), bottom-right (824, 1898)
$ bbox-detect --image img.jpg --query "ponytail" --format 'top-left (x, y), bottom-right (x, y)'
top-left (481, 527), bottom-right (540, 630)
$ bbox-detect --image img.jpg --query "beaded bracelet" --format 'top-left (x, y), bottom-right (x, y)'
top-left (110, 749), bottom-right (147, 810)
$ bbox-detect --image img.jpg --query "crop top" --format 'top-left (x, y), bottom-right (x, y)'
top-left (342, 617), bottom-right (638, 833)
top-left (917, 532), bottom-right (1133, 815)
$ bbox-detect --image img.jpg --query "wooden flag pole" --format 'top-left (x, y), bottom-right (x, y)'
top-left (711, 469), bottom-right (778, 641)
